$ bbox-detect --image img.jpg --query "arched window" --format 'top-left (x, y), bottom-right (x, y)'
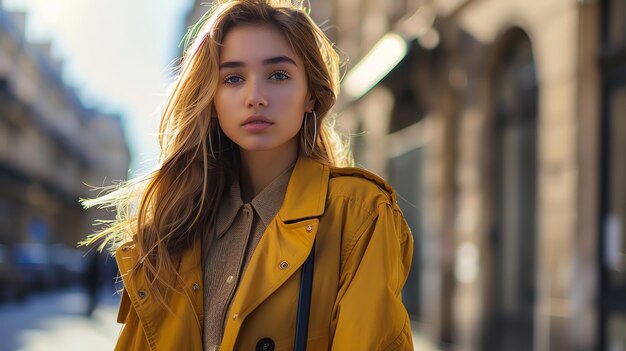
top-left (485, 28), bottom-right (538, 351)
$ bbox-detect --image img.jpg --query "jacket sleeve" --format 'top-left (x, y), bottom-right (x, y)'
top-left (330, 201), bottom-right (414, 350)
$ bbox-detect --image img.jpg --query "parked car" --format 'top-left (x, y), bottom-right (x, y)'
top-left (12, 243), bottom-right (56, 291)
top-left (0, 244), bottom-right (27, 302)
top-left (49, 244), bottom-right (85, 287)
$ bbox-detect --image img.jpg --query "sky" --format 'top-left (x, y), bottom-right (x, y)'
top-left (2, 0), bottom-right (193, 175)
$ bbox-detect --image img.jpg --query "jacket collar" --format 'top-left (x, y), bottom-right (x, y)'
top-left (215, 163), bottom-right (294, 238)
top-left (277, 156), bottom-right (329, 222)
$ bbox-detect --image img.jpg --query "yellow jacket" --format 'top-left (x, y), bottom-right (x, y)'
top-left (114, 156), bottom-right (414, 350)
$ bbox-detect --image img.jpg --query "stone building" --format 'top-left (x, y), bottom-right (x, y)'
top-left (184, 0), bottom-right (624, 350)
top-left (336, 0), bottom-right (623, 350)
top-left (0, 8), bottom-right (130, 251)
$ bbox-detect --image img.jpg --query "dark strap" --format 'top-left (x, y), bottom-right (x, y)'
top-left (294, 241), bottom-right (315, 351)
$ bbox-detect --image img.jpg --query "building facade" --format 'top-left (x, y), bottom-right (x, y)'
top-left (337, 0), bottom-right (623, 350)
top-left (0, 8), bottom-right (130, 254)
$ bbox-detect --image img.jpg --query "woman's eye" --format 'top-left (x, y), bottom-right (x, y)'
top-left (223, 75), bottom-right (243, 85)
top-left (270, 71), bottom-right (290, 80)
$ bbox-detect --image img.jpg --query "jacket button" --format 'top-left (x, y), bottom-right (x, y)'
top-left (279, 261), bottom-right (289, 269)
top-left (138, 290), bottom-right (146, 299)
top-left (121, 247), bottom-right (129, 252)
top-left (306, 224), bottom-right (313, 233)
top-left (192, 283), bottom-right (200, 292)
top-left (256, 338), bottom-right (275, 351)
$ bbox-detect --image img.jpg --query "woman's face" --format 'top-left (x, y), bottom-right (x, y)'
top-left (214, 24), bottom-right (314, 155)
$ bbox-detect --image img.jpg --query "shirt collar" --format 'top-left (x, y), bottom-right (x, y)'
top-left (214, 180), bottom-right (242, 239)
top-left (215, 163), bottom-right (295, 239)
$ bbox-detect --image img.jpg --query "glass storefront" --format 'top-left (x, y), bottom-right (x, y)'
top-left (606, 87), bottom-right (626, 288)
top-left (602, 78), bottom-right (626, 351)
top-left (601, 1), bottom-right (626, 349)
top-left (389, 147), bottom-right (424, 320)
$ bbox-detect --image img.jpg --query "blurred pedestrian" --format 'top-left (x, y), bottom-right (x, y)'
top-left (82, 0), bottom-right (414, 350)
top-left (83, 251), bottom-right (100, 317)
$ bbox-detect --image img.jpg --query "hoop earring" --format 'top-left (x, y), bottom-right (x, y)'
top-left (208, 120), bottom-right (222, 160)
top-left (304, 111), bottom-right (317, 156)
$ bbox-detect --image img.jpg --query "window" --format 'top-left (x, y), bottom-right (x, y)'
top-left (609, 0), bottom-right (626, 46)
top-left (389, 147), bottom-right (425, 319)
top-left (601, 1), bottom-right (626, 349)
top-left (486, 28), bottom-right (538, 351)
top-left (605, 87), bottom-right (626, 288)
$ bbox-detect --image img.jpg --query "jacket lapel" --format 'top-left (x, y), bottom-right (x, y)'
top-left (279, 156), bottom-right (329, 222)
top-left (220, 156), bottom-right (329, 349)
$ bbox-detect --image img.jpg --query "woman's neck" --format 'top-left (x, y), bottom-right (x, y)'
top-left (239, 141), bottom-right (298, 203)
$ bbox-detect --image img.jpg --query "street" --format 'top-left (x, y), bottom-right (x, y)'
top-left (0, 287), bottom-right (119, 351)
top-left (0, 288), bottom-right (439, 351)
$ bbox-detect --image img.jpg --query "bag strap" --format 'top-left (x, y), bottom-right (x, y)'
top-left (294, 241), bottom-right (315, 351)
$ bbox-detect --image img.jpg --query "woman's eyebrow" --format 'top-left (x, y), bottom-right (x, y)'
top-left (219, 55), bottom-right (297, 69)
top-left (263, 56), bottom-right (297, 66)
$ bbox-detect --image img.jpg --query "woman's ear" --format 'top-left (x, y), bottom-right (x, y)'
top-left (305, 95), bottom-right (316, 113)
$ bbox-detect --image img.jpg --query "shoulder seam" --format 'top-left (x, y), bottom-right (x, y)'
top-left (330, 195), bottom-right (379, 272)
top-left (328, 176), bottom-right (394, 206)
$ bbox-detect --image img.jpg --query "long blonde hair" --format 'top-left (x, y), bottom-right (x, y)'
top-left (82, 0), bottom-right (351, 304)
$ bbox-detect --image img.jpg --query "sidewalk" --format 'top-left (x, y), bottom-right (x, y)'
top-left (0, 287), bottom-right (119, 351)
top-left (0, 287), bottom-right (441, 350)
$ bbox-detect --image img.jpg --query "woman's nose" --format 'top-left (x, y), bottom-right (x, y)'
top-left (245, 79), bottom-right (268, 108)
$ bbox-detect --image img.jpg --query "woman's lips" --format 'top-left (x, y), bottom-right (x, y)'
top-left (242, 120), bottom-right (272, 132)
top-left (242, 115), bottom-right (273, 132)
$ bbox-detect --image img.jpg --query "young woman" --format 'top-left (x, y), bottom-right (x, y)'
top-left (83, 0), bottom-right (414, 349)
